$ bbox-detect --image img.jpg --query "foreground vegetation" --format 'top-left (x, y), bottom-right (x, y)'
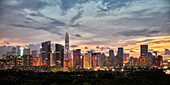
top-left (0, 69), bottom-right (170, 85)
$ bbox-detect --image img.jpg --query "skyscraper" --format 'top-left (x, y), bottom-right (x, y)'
top-left (140, 45), bottom-right (148, 57)
top-left (65, 32), bottom-right (69, 58)
top-left (109, 49), bottom-right (114, 66)
top-left (83, 53), bottom-right (92, 69)
top-left (41, 41), bottom-right (51, 66)
top-left (32, 50), bottom-right (37, 58)
top-left (64, 33), bottom-right (72, 68)
top-left (11, 47), bottom-right (16, 56)
top-left (24, 47), bottom-right (30, 55)
top-left (73, 49), bottom-right (81, 69)
top-left (118, 47), bottom-right (123, 67)
top-left (55, 44), bottom-right (64, 67)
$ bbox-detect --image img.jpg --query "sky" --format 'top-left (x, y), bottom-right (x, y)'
top-left (0, 0), bottom-right (170, 58)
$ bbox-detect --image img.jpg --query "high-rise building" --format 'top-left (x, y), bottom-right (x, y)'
top-left (117, 47), bottom-right (123, 67)
top-left (55, 44), bottom-right (64, 67)
top-left (129, 56), bottom-right (134, 67)
top-left (24, 47), bottom-right (30, 55)
top-left (109, 49), bottom-right (114, 66)
top-left (65, 32), bottom-right (69, 58)
top-left (16, 46), bottom-right (20, 56)
top-left (146, 52), bottom-right (153, 66)
top-left (64, 33), bottom-right (72, 68)
top-left (23, 55), bottom-right (33, 67)
top-left (73, 49), bottom-right (82, 69)
top-left (32, 50), bottom-right (38, 58)
top-left (41, 41), bottom-right (51, 66)
top-left (139, 56), bottom-right (146, 67)
top-left (167, 58), bottom-right (170, 68)
top-left (157, 54), bottom-right (163, 66)
top-left (11, 47), bottom-right (16, 56)
top-left (123, 53), bottom-right (129, 61)
top-left (140, 45), bottom-right (148, 57)
top-left (134, 57), bottom-right (139, 67)
top-left (6, 55), bottom-right (15, 69)
top-left (83, 53), bottom-right (92, 69)
top-left (164, 49), bottom-right (170, 55)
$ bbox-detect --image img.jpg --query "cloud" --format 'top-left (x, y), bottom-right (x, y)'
top-left (74, 34), bottom-right (82, 37)
top-left (29, 12), bottom-right (66, 26)
top-left (60, 0), bottom-right (89, 13)
top-left (1, 0), bottom-right (49, 11)
top-left (70, 10), bottom-right (84, 24)
top-left (70, 45), bottom-right (78, 48)
top-left (97, 0), bottom-right (134, 12)
top-left (96, 46), bottom-right (100, 49)
top-left (118, 29), bottom-right (161, 37)
top-left (122, 39), bottom-right (154, 47)
top-left (4, 41), bottom-right (9, 44)
top-left (10, 24), bottom-right (63, 35)
top-left (70, 23), bottom-right (82, 27)
top-left (85, 47), bottom-right (88, 49)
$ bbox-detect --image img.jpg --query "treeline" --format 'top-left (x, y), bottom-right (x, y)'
top-left (0, 69), bottom-right (170, 85)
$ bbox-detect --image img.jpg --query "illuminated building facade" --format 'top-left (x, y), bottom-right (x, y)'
top-left (92, 55), bottom-right (97, 68)
top-left (118, 47), bottom-right (123, 67)
top-left (93, 53), bottom-right (103, 67)
top-left (139, 56), bottom-right (146, 67)
top-left (55, 44), bottom-right (64, 67)
top-left (129, 56), bottom-right (135, 67)
top-left (15, 56), bottom-right (23, 67)
top-left (83, 53), bottom-right (92, 69)
top-left (123, 53), bottom-right (129, 61)
top-left (6, 55), bottom-right (15, 69)
top-left (157, 55), bottom-right (163, 66)
top-left (167, 58), bottom-right (170, 68)
top-left (146, 52), bottom-right (153, 66)
top-left (11, 47), bottom-right (16, 56)
top-left (73, 49), bottom-right (82, 69)
top-left (134, 57), bottom-right (139, 67)
top-left (23, 55), bottom-right (33, 67)
top-left (24, 47), bottom-right (30, 55)
top-left (33, 57), bottom-right (40, 66)
top-left (41, 41), bottom-right (51, 66)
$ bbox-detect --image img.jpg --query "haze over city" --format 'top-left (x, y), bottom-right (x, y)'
top-left (0, 0), bottom-right (170, 58)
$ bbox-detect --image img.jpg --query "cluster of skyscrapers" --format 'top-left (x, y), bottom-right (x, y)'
top-left (0, 33), bottom-right (169, 71)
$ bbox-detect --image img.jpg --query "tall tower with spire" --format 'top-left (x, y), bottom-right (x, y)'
top-left (64, 32), bottom-right (72, 68)
top-left (65, 32), bottom-right (69, 57)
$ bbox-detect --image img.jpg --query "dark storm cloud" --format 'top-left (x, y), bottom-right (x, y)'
top-left (70, 45), bottom-right (78, 48)
top-left (118, 29), bottom-right (161, 37)
top-left (74, 34), bottom-right (82, 37)
top-left (98, 0), bottom-right (134, 12)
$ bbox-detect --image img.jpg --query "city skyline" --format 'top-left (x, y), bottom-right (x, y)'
top-left (0, 0), bottom-right (170, 58)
